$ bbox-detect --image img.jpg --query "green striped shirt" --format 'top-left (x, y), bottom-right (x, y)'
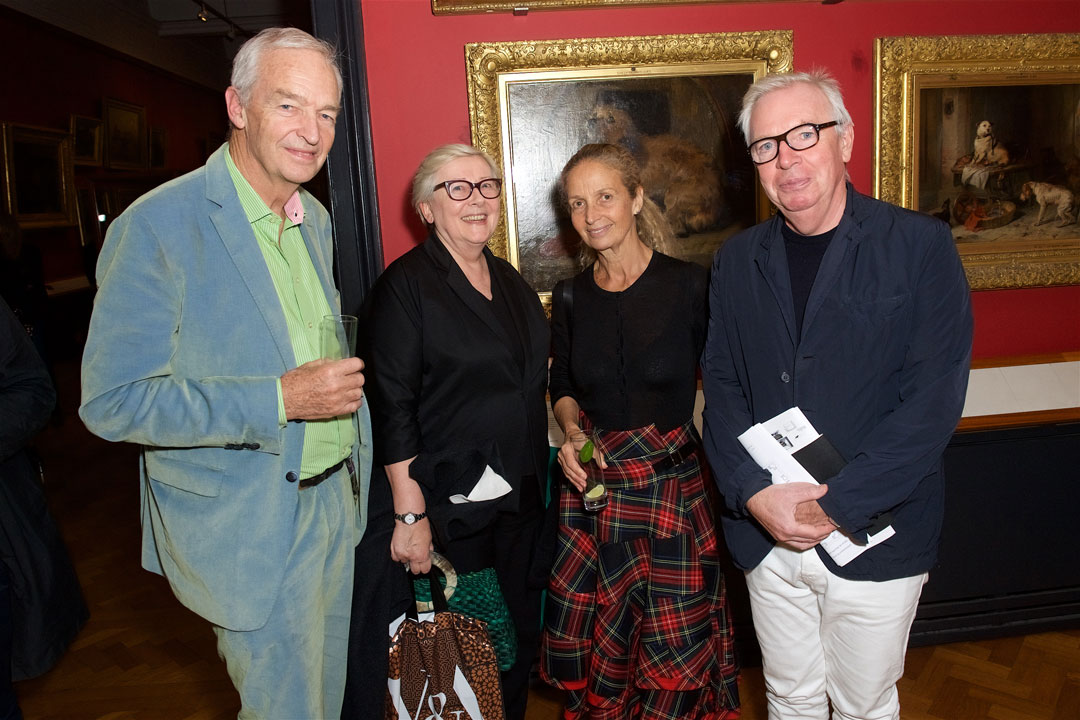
top-left (225, 146), bottom-right (354, 479)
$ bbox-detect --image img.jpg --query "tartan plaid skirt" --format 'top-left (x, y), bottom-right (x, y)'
top-left (540, 418), bottom-right (740, 720)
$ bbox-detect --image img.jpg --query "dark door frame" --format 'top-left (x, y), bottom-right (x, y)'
top-left (310, 0), bottom-right (383, 317)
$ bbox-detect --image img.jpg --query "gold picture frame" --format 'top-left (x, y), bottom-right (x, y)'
top-left (874, 33), bottom-right (1080, 289)
top-left (70, 114), bottom-right (103, 167)
top-left (435, 0), bottom-right (804, 14)
top-left (1, 123), bottom-right (77, 228)
top-left (104, 97), bottom-right (148, 171)
top-left (467, 31), bottom-right (792, 299)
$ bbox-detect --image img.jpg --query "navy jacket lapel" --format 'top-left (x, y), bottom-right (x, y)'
top-left (753, 214), bottom-right (797, 348)
top-left (802, 184), bottom-right (864, 338)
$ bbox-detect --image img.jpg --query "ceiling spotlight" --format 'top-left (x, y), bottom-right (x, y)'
top-left (197, 4), bottom-right (209, 21)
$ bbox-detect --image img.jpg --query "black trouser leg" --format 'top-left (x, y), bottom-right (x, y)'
top-left (341, 469), bottom-right (410, 720)
top-left (0, 563), bottom-right (23, 720)
top-left (493, 481), bottom-right (545, 720)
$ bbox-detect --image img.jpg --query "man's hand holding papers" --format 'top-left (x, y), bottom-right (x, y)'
top-left (745, 482), bottom-right (836, 551)
top-left (739, 407), bottom-right (896, 566)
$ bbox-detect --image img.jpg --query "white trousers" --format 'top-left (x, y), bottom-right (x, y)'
top-left (745, 545), bottom-right (927, 720)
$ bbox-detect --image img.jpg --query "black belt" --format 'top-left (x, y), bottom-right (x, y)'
top-left (299, 458), bottom-right (347, 489)
top-left (650, 441), bottom-right (698, 473)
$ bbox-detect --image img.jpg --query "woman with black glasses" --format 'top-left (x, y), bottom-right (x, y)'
top-left (343, 144), bottom-right (550, 720)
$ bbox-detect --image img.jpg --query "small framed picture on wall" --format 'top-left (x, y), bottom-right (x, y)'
top-left (1, 123), bottom-right (77, 228)
top-left (104, 98), bottom-right (148, 170)
top-left (70, 114), bottom-right (103, 166)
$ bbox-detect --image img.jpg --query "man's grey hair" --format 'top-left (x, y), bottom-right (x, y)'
top-left (230, 27), bottom-right (342, 104)
top-left (737, 69), bottom-right (853, 145)
top-left (411, 144), bottom-right (501, 220)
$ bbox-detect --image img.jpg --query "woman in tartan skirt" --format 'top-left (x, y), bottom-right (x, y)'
top-left (540, 143), bottom-right (740, 720)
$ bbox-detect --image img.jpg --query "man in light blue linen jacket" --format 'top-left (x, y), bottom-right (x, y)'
top-left (80, 27), bottom-right (372, 719)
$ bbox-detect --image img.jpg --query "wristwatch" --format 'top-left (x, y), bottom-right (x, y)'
top-left (394, 511), bottom-right (427, 525)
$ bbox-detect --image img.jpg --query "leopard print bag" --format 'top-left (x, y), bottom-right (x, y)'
top-left (386, 568), bottom-right (505, 720)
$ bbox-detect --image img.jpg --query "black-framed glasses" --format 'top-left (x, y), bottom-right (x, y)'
top-left (434, 178), bottom-right (503, 201)
top-left (747, 121), bottom-right (840, 165)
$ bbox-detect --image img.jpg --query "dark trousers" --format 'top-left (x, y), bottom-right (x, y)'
top-left (493, 482), bottom-right (545, 720)
top-left (0, 563), bottom-right (23, 720)
top-left (341, 468), bottom-right (409, 720)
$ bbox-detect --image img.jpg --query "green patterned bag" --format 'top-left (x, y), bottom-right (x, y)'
top-left (413, 555), bottom-right (518, 672)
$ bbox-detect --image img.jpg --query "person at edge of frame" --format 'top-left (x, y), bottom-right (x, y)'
top-left (79, 27), bottom-right (372, 719)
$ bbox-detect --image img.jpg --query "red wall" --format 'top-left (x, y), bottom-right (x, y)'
top-left (0, 7), bottom-right (226, 282)
top-left (359, 0), bottom-right (1080, 360)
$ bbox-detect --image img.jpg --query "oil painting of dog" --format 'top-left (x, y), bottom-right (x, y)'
top-left (960, 119), bottom-right (1013, 189)
top-left (905, 69), bottom-right (1080, 289)
top-left (497, 68), bottom-right (761, 293)
top-left (1019, 181), bottom-right (1077, 227)
top-left (972, 120), bottom-right (1011, 166)
top-left (587, 103), bottom-right (722, 237)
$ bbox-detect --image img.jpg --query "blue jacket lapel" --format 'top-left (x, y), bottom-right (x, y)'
top-left (203, 146), bottom-right (297, 369)
top-left (301, 212), bottom-right (339, 314)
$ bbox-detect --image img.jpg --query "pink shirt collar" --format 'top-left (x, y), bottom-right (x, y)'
top-left (283, 191), bottom-right (305, 225)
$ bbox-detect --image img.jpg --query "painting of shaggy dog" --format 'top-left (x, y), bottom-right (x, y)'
top-left (972, 120), bottom-right (1010, 166)
top-left (588, 103), bottom-right (722, 237)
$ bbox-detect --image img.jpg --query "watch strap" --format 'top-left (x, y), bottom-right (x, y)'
top-left (394, 511), bottom-right (427, 523)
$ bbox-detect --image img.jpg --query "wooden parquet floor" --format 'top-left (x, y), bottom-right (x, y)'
top-left (13, 358), bottom-right (1080, 719)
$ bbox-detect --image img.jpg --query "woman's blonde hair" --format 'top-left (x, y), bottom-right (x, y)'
top-left (558, 143), bottom-right (673, 262)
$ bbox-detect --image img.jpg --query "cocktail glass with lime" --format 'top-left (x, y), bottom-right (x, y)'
top-left (578, 436), bottom-right (608, 511)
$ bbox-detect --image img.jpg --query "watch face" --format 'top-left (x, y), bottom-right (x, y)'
top-left (403, 513), bottom-right (417, 525)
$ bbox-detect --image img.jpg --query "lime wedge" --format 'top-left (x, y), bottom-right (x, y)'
top-left (578, 439), bottom-right (594, 463)
top-left (584, 483), bottom-right (606, 500)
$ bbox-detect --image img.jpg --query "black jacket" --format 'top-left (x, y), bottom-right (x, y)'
top-left (0, 297), bottom-right (87, 679)
top-left (363, 235), bottom-right (550, 511)
top-left (702, 185), bottom-right (973, 580)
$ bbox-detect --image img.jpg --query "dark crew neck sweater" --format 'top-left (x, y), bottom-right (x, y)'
top-left (782, 221), bottom-right (836, 341)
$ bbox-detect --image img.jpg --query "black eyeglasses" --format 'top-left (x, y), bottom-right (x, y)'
top-left (747, 121), bottom-right (840, 165)
top-left (433, 178), bottom-right (503, 201)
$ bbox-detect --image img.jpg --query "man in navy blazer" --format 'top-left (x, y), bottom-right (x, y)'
top-left (702, 71), bottom-right (972, 719)
top-left (80, 28), bottom-right (372, 718)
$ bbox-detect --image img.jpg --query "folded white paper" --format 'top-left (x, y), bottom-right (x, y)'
top-left (448, 464), bottom-right (512, 504)
top-left (738, 408), bottom-right (895, 566)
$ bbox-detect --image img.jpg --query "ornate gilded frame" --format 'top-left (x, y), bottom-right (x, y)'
top-left (436, 0), bottom-right (792, 14)
top-left (467, 31), bottom-right (792, 301)
top-left (874, 33), bottom-right (1080, 289)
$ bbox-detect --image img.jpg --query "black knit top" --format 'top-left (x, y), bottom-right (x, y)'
top-left (549, 252), bottom-right (708, 433)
